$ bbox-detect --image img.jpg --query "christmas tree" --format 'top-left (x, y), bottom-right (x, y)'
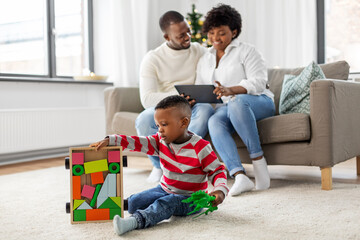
top-left (186, 4), bottom-right (210, 47)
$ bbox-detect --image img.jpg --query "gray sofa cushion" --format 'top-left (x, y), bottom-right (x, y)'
top-left (268, 61), bottom-right (350, 114)
top-left (113, 112), bottom-right (311, 147)
top-left (234, 113), bottom-right (310, 147)
top-left (257, 113), bottom-right (310, 144)
top-left (112, 112), bottom-right (139, 136)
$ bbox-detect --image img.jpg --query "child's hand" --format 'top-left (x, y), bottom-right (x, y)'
top-left (209, 190), bottom-right (225, 207)
top-left (89, 138), bottom-right (109, 151)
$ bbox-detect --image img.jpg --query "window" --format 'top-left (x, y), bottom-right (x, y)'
top-left (55, 0), bottom-right (92, 76)
top-left (0, 0), bottom-right (47, 75)
top-left (0, 0), bottom-right (93, 78)
top-left (319, 0), bottom-right (360, 73)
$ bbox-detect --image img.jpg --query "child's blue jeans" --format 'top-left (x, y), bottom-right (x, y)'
top-left (128, 185), bottom-right (198, 229)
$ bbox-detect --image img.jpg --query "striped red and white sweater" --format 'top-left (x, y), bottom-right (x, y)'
top-left (108, 132), bottom-right (229, 196)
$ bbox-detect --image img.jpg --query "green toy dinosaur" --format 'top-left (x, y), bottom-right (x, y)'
top-left (182, 190), bottom-right (218, 218)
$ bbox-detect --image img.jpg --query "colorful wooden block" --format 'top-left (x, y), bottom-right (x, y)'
top-left (90, 184), bottom-right (102, 208)
top-left (110, 208), bottom-right (122, 219)
top-left (108, 174), bottom-right (116, 196)
top-left (77, 201), bottom-right (92, 210)
top-left (69, 146), bottom-right (123, 224)
top-left (116, 174), bottom-right (121, 197)
top-left (108, 163), bottom-right (120, 173)
top-left (72, 165), bottom-right (84, 176)
top-left (73, 176), bottom-right (81, 200)
top-left (84, 159), bottom-right (108, 174)
top-left (72, 152), bottom-right (84, 165)
top-left (97, 174), bottom-right (116, 207)
top-left (99, 197), bottom-right (120, 209)
top-left (81, 185), bottom-right (95, 199)
top-left (97, 197), bottom-right (107, 208)
top-left (91, 172), bottom-right (104, 185)
top-left (86, 209), bottom-right (110, 221)
top-left (110, 197), bottom-right (121, 208)
top-left (74, 209), bottom-right (86, 221)
top-left (73, 199), bottom-right (85, 210)
top-left (108, 151), bottom-right (120, 163)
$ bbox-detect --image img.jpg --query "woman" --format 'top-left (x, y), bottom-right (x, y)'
top-left (195, 4), bottom-right (275, 196)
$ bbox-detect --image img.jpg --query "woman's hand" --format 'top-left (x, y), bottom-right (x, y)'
top-left (89, 138), bottom-right (109, 151)
top-left (209, 190), bottom-right (225, 207)
top-left (214, 81), bottom-right (248, 98)
top-left (213, 81), bottom-right (234, 99)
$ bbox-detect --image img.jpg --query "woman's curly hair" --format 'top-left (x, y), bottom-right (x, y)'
top-left (202, 4), bottom-right (242, 39)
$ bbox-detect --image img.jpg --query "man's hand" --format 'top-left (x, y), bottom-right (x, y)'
top-left (180, 93), bottom-right (196, 107)
top-left (213, 81), bottom-right (234, 99)
top-left (209, 190), bottom-right (225, 207)
top-left (89, 138), bottom-right (109, 151)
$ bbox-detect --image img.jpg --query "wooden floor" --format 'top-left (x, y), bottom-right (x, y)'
top-left (0, 157), bottom-right (65, 175)
top-left (0, 156), bottom-right (359, 185)
top-left (0, 156), bottom-right (153, 176)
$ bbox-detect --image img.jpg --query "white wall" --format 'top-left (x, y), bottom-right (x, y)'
top-left (0, 81), bottom-right (111, 159)
top-left (0, 81), bottom-right (107, 109)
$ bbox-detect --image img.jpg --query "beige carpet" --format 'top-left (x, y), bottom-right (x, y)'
top-left (1, 163), bottom-right (360, 240)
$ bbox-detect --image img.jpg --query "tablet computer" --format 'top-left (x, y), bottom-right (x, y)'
top-left (175, 85), bottom-right (223, 104)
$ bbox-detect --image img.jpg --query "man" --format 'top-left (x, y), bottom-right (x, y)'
top-left (136, 11), bottom-right (214, 182)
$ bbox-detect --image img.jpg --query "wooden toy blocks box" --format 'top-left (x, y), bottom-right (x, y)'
top-left (68, 146), bottom-right (124, 224)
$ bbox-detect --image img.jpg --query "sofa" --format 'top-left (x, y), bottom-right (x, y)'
top-left (104, 61), bottom-right (360, 190)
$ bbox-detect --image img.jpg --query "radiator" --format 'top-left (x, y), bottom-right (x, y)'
top-left (0, 107), bottom-right (105, 154)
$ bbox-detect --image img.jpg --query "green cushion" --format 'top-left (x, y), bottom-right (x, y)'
top-left (279, 62), bottom-right (325, 115)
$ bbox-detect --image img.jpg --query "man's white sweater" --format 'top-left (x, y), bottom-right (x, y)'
top-left (139, 42), bottom-right (206, 108)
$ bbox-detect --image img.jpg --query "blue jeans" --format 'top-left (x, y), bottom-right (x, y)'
top-left (128, 185), bottom-right (199, 229)
top-left (135, 103), bottom-right (214, 168)
top-left (208, 94), bottom-right (275, 177)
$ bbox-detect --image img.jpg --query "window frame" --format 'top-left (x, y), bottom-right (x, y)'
top-left (317, 0), bottom-right (325, 64)
top-left (0, 0), bottom-right (94, 80)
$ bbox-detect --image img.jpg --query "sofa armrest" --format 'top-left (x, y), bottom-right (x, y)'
top-left (310, 79), bottom-right (360, 166)
top-left (104, 87), bottom-right (144, 135)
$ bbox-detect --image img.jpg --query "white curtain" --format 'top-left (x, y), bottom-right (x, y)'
top-left (94, 0), bottom-right (317, 86)
top-left (189, 0), bottom-right (317, 68)
top-left (238, 0), bottom-right (317, 68)
top-left (93, 0), bottom-right (152, 87)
